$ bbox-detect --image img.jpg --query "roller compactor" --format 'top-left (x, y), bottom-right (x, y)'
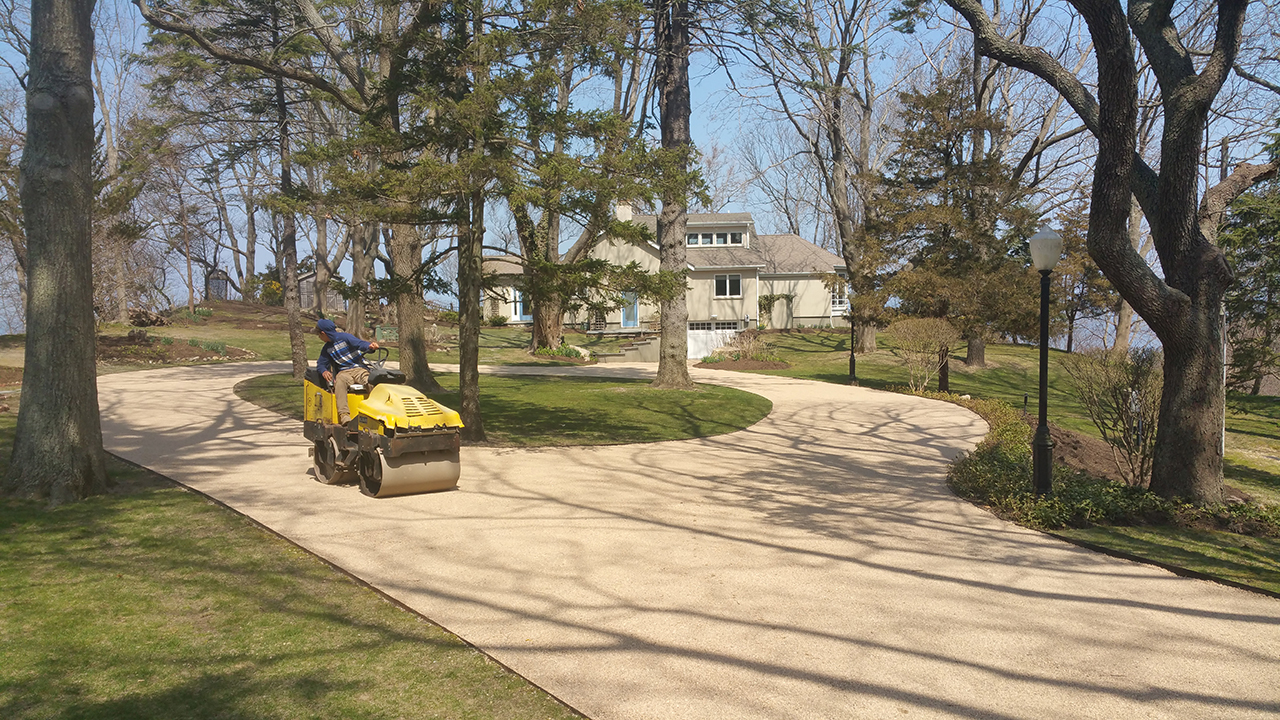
top-left (303, 350), bottom-right (463, 497)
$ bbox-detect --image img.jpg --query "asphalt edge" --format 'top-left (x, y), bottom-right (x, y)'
top-left (105, 450), bottom-right (593, 720)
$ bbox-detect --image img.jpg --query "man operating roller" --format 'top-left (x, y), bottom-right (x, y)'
top-left (314, 318), bottom-right (379, 425)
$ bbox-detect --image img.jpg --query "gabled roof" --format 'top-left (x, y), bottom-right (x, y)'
top-left (685, 246), bottom-right (766, 269)
top-left (755, 234), bottom-right (844, 274)
top-left (482, 256), bottom-right (523, 275)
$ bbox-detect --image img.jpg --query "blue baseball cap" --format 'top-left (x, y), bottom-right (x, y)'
top-left (315, 318), bottom-right (337, 334)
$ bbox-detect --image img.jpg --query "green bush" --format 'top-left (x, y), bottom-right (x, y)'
top-left (924, 389), bottom-right (1280, 537)
top-left (533, 344), bottom-right (584, 360)
top-left (485, 314), bottom-right (509, 327)
top-left (437, 310), bottom-right (459, 325)
top-left (160, 336), bottom-right (174, 346)
top-left (187, 338), bottom-right (200, 347)
top-left (200, 340), bottom-right (227, 356)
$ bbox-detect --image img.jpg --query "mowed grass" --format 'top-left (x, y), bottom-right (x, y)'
top-left (236, 372), bottom-right (773, 447)
top-left (735, 329), bottom-right (1280, 596)
top-left (0, 414), bottom-right (582, 720)
top-left (750, 329), bottom-right (1280, 502)
top-left (1055, 526), bottom-right (1280, 595)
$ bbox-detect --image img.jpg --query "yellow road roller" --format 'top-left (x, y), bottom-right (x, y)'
top-left (302, 349), bottom-right (463, 497)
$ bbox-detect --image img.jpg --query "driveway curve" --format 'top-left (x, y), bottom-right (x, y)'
top-left (97, 362), bottom-right (1280, 719)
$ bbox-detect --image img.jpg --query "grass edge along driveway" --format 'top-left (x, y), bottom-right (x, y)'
top-left (234, 372), bottom-right (774, 447)
top-left (0, 415), bottom-right (585, 720)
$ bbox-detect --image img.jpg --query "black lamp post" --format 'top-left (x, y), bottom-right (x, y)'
top-left (1029, 226), bottom-right (1063, 495)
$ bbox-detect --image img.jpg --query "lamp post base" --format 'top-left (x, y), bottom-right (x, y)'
top-left (1033, 424), bottom-right (1054, 495)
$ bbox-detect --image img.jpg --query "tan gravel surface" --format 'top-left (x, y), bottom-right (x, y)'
top-left (98, 362), bottom-right (1280, 719)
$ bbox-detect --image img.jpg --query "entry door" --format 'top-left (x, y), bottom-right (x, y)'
top-left (621, 293), bottom-right (639, 328)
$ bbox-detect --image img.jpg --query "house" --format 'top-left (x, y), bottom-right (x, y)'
top-left (484, 208), bottom-right (848, 357)
top-left (298, 271), bottom-right (348, 312)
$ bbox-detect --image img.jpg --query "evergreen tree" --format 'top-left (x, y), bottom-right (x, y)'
top-left (881, 71), bottom-right (1038, 379)
top-left (1220, 142), bottom-right (1280, 394)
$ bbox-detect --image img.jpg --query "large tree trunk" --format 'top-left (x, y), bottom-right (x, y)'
top-left (937, 346), bottom-right (950, 393)
top-left (651, 0), bottom-right (694, 390)
top-left (274, 72), bottom-right (307, 379)
top-left (1151, 296), bottom-right (1225, 502)
top-left (346, 222), bottom-right (377, 339)
top-left (457, 191), bottom-right (486, 441)
top-left (389, 224), bottom-right (441, 392)
top-left (5, 0), bottom-right (108, 502)
top-left (854, 322), bottom-right (877, 354)
top-left (965, 336), bottom-right (986, 367)
top-left (1113, 197), bottom-right (1145, 353)
top-left (532, 291), bottom-right (564, 350)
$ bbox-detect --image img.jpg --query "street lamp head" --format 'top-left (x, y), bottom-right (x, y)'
top-left (1029, 226), bottom-right (1063, 272)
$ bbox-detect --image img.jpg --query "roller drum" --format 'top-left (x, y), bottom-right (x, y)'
top-left (360, 448), bottom-right (460, 498)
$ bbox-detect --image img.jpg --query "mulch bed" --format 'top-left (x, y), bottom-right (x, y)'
top-left (97, 334), bottom-right (253, 364)
top-left (0, 366), bottom-right (22, 386)
top-left (695, 359), bottom-right (791, 371)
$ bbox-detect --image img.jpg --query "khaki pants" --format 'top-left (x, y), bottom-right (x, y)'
top-left (334, 366), bottom-right (369, 423)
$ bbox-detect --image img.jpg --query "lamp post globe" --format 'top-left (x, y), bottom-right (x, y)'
top-left (1030, 226), bottom-right (1062, 495)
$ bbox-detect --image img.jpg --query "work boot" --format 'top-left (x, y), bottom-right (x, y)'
top-left (338, 413), bottom-right (351, 425)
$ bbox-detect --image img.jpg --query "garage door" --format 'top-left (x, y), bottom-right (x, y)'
top-left (686, 322), bottom-right (739, 359)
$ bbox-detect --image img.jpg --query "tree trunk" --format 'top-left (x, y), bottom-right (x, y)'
top-left (389, 224), bottom-right (441, 392)
top-left (1151, 303), bottom-right (1224, 502)
top-left (1113, 300), bottom-right (1133, 353)
top-left (937, 346), bottom-right (950, 393)
top-left (346, 222), bottom-right (377, 339)
top-left (313, 215), bottom-right (328, 315)
top-left (651, 0), bottom-right (694, 390)
top-left (965, 336), bottom-right (986, 367)
top-left (1066, 313), bottom-right (1077, 353)
top-left (457, 191), bottom-right (486, 441)
top-left (854, 322), bottom-right (877, 354)
top-left (4, 0), bottom-right (108, 502)
top-left (274, 69), bottom-right (307, 380)
top-left (532, 291), bottom-right (563, 349)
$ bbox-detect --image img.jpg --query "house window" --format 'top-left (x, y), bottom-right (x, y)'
top-left (715, 232), bottom-right (728, 245)
top-left (831, 283), bottom-right (849, 312)
top-left (687, 233), bottom-right (699, 246)
top-left (688, 321), bottom-right (714, 331)
top-left (730, 232), bottom-right (743, 245)
top-left (514, 290), bottom-right (533, 321)
top-left (714, 321), bottom-right (740, 331)
top-left (701, 233), bottom-right (714, 245)
top-left (714, 274), bottom-right (742, 298)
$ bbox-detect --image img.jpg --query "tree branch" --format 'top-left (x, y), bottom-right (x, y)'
top-left (132, 0), bottom-right (369, 115)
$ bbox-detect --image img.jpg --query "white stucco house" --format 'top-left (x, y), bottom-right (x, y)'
top-left (483, 208), bottom-right (849, 357)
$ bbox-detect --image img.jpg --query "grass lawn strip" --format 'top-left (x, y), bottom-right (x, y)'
top-left (1054, 526), bottom-right (1280, 597)
top-left (235, 372), bottom-right (773, 447)
top-left (0, 414), bottom-right (582, 720)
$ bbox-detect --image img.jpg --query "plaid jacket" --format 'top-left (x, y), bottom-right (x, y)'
top-left (317, 331), bottom-right (373, 375)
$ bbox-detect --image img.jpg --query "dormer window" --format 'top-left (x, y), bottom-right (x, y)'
top-left (730, 232), bottom-right (743, 245)
top-left (686, 233), bottom-right (698, 246)
top-left (716, 232), bottom-right (728, 244)
top-left (701, 233), bottom-right (713, 245)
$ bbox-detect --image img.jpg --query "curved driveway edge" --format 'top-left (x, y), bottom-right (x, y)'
top-left (97, 362), bottom-right (1280, 719)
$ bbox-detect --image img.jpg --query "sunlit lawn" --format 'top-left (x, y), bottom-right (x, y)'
top-left (236, 372), bottom-right (773, 447)
top-left (0, 413), bottom-right (581, 720)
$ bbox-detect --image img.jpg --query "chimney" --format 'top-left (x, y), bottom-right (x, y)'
top-left (616, 203), bottom-right (633, 222)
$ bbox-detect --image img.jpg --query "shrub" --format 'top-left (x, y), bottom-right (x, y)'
top-left (485, 314), bottom-right (509, 327)
top-left (885, 318), bottom-right (960, 392)
top-left (1059, 347), bottom-right (1162, 487)
top-left (437, 310), bottom-right (459, 325)
top-left (201, 340), bottom-right (227, 355)
top-left (160, 336), bottom-right (174, 346)
top-left (706, 331), bottom-right (781, 363)
top-left (930, 388), bottom-right (1280, 537)
top-left (533, 344), bottom-right (584, 359)
top-left (187, 338), bottom-right (200, 347)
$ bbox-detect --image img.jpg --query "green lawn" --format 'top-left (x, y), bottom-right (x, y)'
top-left (0, 414), bottom-right (581, 720)
top-left (750, 329), bottom-right (1280, 502)
top-left (1055, 525), bottom-right (1280, 595)
top-left (236, 372), bottom-right (773, 447)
